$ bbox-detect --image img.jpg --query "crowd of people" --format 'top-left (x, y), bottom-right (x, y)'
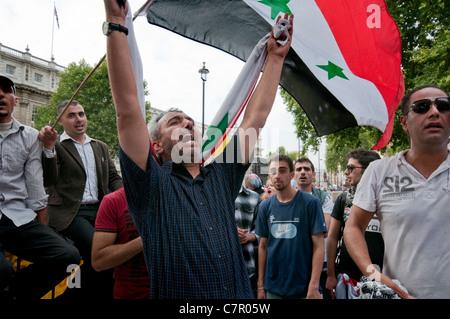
top-left (0, 0), bottom-right (449, 300)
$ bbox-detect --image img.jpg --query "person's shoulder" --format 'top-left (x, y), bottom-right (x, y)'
top-left (260, 194), bottom-right (276, 208)
top-left (91, 138), bottom-right (109, 149)
top-left (369, 152), bottom-right (402, 168)
top-left (14, 120), bottom-right (38, 138)
top-left (104, 187), bottom-right (125, 200)
top-left (297, 189), bottom-right (318, 202)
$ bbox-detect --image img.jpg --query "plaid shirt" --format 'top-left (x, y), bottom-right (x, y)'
top-left (235, 187), bottom-right (261, 278)
top-left (119, 143), bottom-right (252, 299)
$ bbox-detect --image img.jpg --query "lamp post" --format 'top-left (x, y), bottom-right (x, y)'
top-left (198, 62), bottom-right (209, 137)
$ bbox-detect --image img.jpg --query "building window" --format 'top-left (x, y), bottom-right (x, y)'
top-left (34, 73), bottom-right (43, 83)
top-left (32, 106), bottom-right (38, 121)
top-left (5, 65), bottom-right (16, 75)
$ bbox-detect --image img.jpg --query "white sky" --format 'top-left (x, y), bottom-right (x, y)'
top-left (1, 0), bottom-right (327, 163)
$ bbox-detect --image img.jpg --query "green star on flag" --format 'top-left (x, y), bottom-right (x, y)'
top-left (258, 0), bottom-right (291, 19)
top-left (317, 61), bottom-right (349, 80)
top-left (146, 0), bottom-right (405, 152)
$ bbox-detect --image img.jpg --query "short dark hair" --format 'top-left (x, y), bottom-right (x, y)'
top-left (400, 85), bottom-right (448, 115)
top-left (294, 157), bottom-right (315, 172)
top-left (346, 148), bottom-right (380, 168)
top-left (57, 100), bottom-right (81, 116)
top-left (269, 154), bottom-right (293, 172)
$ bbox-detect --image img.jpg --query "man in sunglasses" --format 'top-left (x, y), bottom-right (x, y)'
top-left (344, 85), bottom-right (450, 299)
top-left (325, 148), bottom-right (382, 298)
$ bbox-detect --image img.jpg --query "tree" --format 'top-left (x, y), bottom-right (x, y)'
top-left (33, 59), bottom-right (151, 157)
top-left (282, 0), bottom-right (449, 172)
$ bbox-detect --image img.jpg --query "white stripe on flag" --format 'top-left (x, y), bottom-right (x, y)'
top-left (244, 0), bottom-right (389, 132)
top-left (125, 5), bottom-right (145, 119)
top-left (201, 17), bottom-right (292, 163)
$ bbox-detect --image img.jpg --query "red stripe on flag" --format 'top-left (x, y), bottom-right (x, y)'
top-left (315, 0), bottom-right (404, 148)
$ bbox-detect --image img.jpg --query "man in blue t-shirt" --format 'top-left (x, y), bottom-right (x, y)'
top-left (256, 155), bottom-right (327, 299)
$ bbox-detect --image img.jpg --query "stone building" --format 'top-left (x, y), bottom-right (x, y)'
top-left (0, 43), bottom-right (65, 126)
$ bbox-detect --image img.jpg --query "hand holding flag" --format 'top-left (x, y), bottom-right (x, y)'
top-left (146, 0), bottom-right (404, 150)
top-left (201, 13), bottom-right (293, 163)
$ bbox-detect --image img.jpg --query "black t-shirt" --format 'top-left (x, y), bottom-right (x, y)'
top-left (330, 189), bottom-right (385, 281)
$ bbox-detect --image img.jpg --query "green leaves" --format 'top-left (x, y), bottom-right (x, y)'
top-left (33, 59), bottom-right (151, 157)
top-left (281, 0), bottom-right (448, 173)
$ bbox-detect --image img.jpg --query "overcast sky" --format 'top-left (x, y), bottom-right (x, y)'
top-left (1, 0), bottom-right (328, 163)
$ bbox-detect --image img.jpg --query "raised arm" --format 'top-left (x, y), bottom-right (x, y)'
top-left (104, 0), bottom-right (149, 170)
top-left (238, 13), bottom-right (293, 164)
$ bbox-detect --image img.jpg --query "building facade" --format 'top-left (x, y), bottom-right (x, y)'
top-left (0, 43), bottom-right (65, 126)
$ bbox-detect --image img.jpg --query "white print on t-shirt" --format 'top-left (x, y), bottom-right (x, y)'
top-left (270, 222), bottom-right (297, 239)
top-left (381, 175), bottom-right (415, 200)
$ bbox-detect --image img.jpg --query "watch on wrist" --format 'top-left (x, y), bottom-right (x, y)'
top-left (103, 21), bottom-right (129, 36)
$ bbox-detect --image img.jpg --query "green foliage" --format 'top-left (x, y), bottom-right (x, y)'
top-left (267, 145), bottom-right (304, 162)
top-left (281, 0), bottom-right (449, 172)
top-left (33, 59), bottom-right (151, 157)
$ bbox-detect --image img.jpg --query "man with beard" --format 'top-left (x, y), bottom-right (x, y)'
top-left (294, 157), bottom-right (333, 298)
top-left (103, 0), bottom-right (293, 298)
top-left (0, 74), bottom-right (80, 299)
top-left (325, 148), bottom-right (382, 299)
top-left (39, 100), bottom-right (123, 299)
top-left (256, 154), bottom-right (327, 299)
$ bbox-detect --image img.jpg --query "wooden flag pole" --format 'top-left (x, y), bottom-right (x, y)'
top-left (51, 54), bottom-right (105, 129)
top-left (51, 0), bottom-right (153, 129)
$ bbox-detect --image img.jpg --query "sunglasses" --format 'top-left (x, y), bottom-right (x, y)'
top-left (407, 97), bottom-right (450, 114)
top-left (345, 164), bottom-right (365, 173)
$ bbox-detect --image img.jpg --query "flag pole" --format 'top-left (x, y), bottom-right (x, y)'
top-left (51, 2), bottom-right (55, 61)
top-left (51, 0), bottom-right (153, 129)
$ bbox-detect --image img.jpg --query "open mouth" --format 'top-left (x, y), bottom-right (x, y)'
top-left (425, 122), bottom-right (442, 129)
top-left (179, 134), bottom-right (195, 143)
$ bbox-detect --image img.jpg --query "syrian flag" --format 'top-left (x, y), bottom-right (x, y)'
top-left (144, 0), bottom-right (404, 151)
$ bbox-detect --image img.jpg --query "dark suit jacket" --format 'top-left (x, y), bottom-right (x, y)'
top-left (42, 138), bottom-right (123, 231)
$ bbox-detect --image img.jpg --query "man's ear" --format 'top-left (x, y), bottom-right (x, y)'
top-left (400, 114), bottom-right (408, 134)
top-left (153, 140), bottom-right (163, 155)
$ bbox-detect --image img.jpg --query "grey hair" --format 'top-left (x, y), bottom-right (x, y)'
top-left (148, 107), bottom-right (185, 141)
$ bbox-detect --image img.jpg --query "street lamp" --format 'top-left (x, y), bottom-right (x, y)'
top-left (198, 62), bottom-right (209, 137)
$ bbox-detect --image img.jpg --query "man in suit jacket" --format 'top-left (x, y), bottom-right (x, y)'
top-left (39, 100), bottom-right (122, 299)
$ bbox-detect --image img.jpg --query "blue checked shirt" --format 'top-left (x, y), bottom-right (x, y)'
top-left (119, 139), bottom-right (253, 299)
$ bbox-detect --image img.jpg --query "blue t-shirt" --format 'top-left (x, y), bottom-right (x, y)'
top-left (256, 190), bottom-right (327, 298)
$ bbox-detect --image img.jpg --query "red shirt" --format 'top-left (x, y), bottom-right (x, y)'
top-left (95, 188), bottom-right (150, 299)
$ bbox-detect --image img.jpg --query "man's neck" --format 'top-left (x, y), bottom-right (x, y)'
top-left (405, 147), bottom-right (449, 179)
top-left (65, 132), bottom-right (86, 144)
top-left (298, 184), bottom-right (313, 193)
top-left (276, 186), bottom-right (297, 203)
top-left (0, 120), bottom-right (12, 137)
top-left (183, 162), bottom-right (201, 179)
